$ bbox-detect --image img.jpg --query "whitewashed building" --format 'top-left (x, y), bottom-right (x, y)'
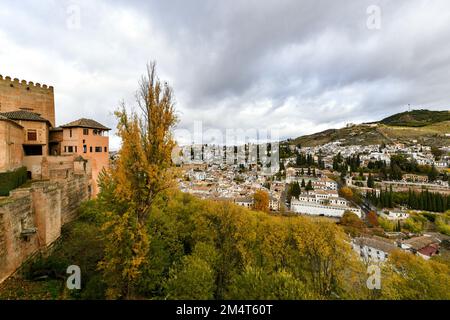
top-left (381, 210), bottom-right (410, 221)
top-left (234, 198), bottom-right (254, 208)
top-left (290, 192), bottom-right (362, 218)
top-left (352, 237), bottom-right (398, 264)
top-left (269, 196), bottom-right (280, 211)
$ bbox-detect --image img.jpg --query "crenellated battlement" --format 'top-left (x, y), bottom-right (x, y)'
top-left (0, 74), bottom-right (54, 92)
top-left (0, 74), bottom-right (55, 126)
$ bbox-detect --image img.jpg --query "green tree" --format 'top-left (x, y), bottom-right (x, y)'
top-left (291, 182), bottom-right (301, 199)
top-left (428, 165), bottom-right (439, 182)
top-left (226, 267), bottom-right (310, 300)
top-left (367, 173), bottom-right (375, 188)
top-left (164, 245), bottom-right (216, 299)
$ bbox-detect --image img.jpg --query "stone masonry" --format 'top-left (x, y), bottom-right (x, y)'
top-left (0, 173), bottom-right (89, 283)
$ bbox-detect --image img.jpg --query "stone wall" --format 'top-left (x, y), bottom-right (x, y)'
top-left (0, 119), bottom-right (24, 172)
top-left (22, 155), bottom-right (92, 181)
top-left (0, 191), bottom-right (38, 284)
top-left (0, 174), bottom-right (90, 283)
top-left (0, 75), bottom-right (55, 126)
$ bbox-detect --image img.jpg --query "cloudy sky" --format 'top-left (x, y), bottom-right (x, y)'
top-left (1, 0), bottom-right (449, 149)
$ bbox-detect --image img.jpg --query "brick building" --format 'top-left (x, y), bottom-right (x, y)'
top-left (0, 74), bottom-right (110, 196)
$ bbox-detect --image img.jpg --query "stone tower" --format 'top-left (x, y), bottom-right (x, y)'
top-left (0, 75), bottom-right (55, 126)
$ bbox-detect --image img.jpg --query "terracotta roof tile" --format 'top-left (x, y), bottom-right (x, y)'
top-left (60, 118), bottom-right (110, 130)
top-left (0, 110), bottom-right (50, 123)
top-left (354, 237), bottom-right (398, 253)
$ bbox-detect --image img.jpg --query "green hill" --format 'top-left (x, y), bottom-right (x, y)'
top-left (381, 109), bottom-right (450, 127)
top-left (291, 109), bottom-right (450, 147)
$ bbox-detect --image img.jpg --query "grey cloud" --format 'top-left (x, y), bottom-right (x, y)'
top-left (0, 0), bottom-right (449, 150)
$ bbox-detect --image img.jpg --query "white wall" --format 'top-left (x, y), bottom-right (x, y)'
top-left (352, 243), bottom-right (389, 263)
top-left (291, 200), bottom-right (362, 218)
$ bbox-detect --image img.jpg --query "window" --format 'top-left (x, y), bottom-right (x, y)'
top-left (83, 128), bottom-right (89, 135)
top-left (67, 146), bottom-right (74, 153)
top-left (23, 145), bottom-right (42, 156)
top-left (69, 129), bottom-right (72, 138)
top-left (95, 147), bottom-right (102, 152)
top-left (27, 130), bottom-right (37, 141)
top-left (75, 146), bottom-right (77, 153)
top-left (90, 146), bottom-right (93, 153)
top-left (104, 147), bottom-right (108, 152)
top-left (83, 145), bottom-right (87, 153)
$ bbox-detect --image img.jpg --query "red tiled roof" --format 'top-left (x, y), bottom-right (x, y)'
top-left (418, 243), bottom-right (439, 257)
top-left (61, 118), bottom-right (110, 130)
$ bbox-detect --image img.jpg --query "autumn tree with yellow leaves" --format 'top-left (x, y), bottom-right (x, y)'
top-left (98, 62), bottom-right (178, 299)
top-left (253, 190), bottom-right (270, 213)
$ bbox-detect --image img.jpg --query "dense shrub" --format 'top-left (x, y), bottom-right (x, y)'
top-left (0, 167), bottom-right (28, 196)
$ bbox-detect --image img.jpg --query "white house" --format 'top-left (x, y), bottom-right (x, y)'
top-left (381, 210), bottom-right (410, 221)
top-left (234, 197), bottom-right (254, 208)
top-left (352, 237), bottom-right (398, 264)
top-left (269, 196), bottom-right (280, 211)
top-left (313, 177), bottom-right (338, 190)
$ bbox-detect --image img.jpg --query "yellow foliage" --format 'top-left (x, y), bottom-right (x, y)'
top-left (98, 63), bottom-right (178, 299)
top-left (253, 189), bottom-right (270, 213)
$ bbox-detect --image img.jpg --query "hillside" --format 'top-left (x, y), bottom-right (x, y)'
top-left (291, 110), bottom-right (450, 147)
top-left (381, 109), bottom-right (450, 127)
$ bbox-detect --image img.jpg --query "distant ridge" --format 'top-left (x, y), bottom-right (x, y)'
top-left (290, 109), bottom-right (450, 148)
top-left (380, 109), bottom-right (450, 127)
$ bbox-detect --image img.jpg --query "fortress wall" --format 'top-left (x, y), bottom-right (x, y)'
top-left (60, 174), bottom-right (90, 224)
top-left (0, 75), bottom-right (55, 126)
top-left (0, 174), bottom-right (90, 284)
top-left (0, 191), bottom-right (38, 284)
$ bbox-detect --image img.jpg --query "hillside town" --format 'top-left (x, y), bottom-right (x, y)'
top-left (177, 137), bottom-right (450, 263)
top-left (3, 0), bottom-right (450, 305)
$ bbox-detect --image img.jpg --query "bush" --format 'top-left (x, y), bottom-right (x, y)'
top-left (403, 217), bottom-right (424, 234)
top-left (436, 215), bottom-right (450, 236)
top-left (378, 217), bottom-right (395, 232)
top-left (164, 254), bottom-right (215, 300)
top-left (0, 166), bottom-right (28, 196)
top-left (421, 212), bottom-right (436, 223)
top-left (226, 267), bottom-right (310, 300)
